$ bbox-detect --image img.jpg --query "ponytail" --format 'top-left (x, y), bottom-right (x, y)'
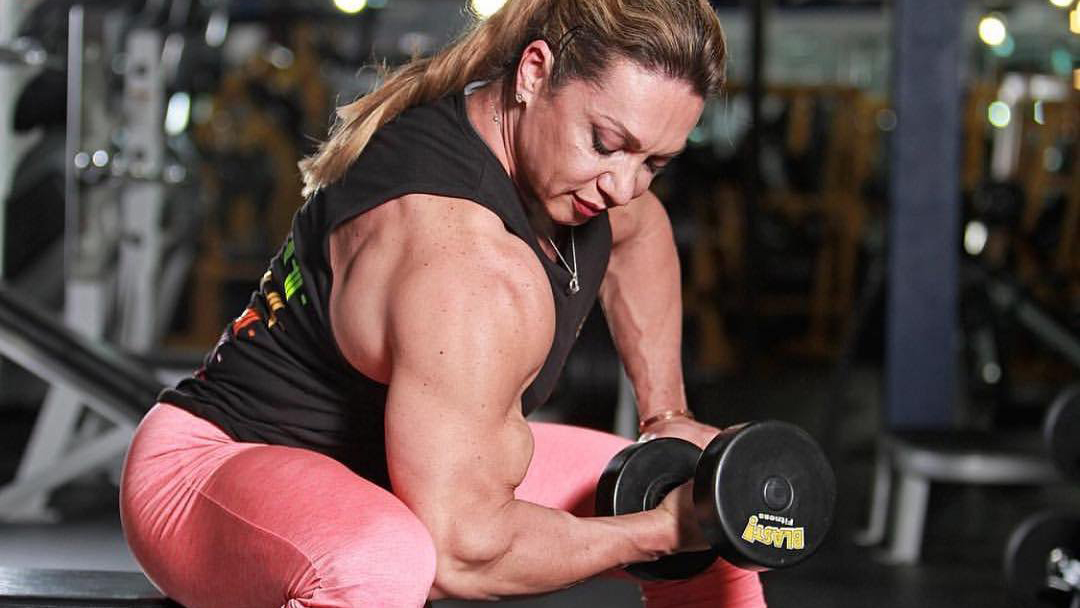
top-left (299, 0), bottom-right (551, 198)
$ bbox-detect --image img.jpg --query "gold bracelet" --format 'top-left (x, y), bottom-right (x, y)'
top-left (638, 409), bottom-right (695, 434)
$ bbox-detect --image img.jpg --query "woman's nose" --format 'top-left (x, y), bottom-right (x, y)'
top-left (597, 164), bottom-right (645, 207)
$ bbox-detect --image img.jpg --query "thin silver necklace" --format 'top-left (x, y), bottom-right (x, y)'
top-left (547, 229), bottom-right (580, 295)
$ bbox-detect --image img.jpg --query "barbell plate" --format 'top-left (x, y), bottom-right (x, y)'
top-left (694, 421), bottom-right (836, 570)
top-left (1005, 511), bottom-right (1080, 608)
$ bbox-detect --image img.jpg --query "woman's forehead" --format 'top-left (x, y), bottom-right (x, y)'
top-left (558, 59), bottom-right (703, 149)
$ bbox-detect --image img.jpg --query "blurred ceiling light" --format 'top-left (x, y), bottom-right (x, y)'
top-left (978, 15), bottom-right (1008, 46)
top-left (205, 10), bottom-right (229, 47)
top-left (164, 164), bottom-right (187, 184)
top-left (987, 100), bottom-right (1011, 128)
top-left (165, 92), bottom-right (192, 135)
top-left (471, 0), bottom-right (507, 19)
top-left (963, 221), bottom-right (989, 257)
top-left (268, 45), bottom-right (294, 70)
top-left (981, 362), bottom-right (1002, 385)
top-left (964, 221), bottom-right (989, 256)
top-left (335, 0), bottom-right (367, 14)
top-left (875, 108), bottom-right (897, 132)
top-left (1049, 0), bottom-right (1072, 8)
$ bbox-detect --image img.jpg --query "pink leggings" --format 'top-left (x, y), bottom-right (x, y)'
top-left (120, 403), bottom-right (765, 608)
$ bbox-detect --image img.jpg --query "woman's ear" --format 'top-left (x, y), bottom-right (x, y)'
top-left (515, 39), bottom-right (554, 103)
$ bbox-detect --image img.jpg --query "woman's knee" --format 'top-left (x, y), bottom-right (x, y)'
top-left (314, 498), bottom-right (438, 606)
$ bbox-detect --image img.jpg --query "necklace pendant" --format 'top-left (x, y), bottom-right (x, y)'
top-left (547, 232), bottom-right (580, 296)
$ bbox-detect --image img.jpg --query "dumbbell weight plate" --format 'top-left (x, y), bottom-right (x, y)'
top-left (693, 421), bottom-right (835, 570)
top-left (595, 438), bottom-right (721, 580)
top-left (1005, 511), bottom-right (1080, 608)
top-left (1045, 386), bottom-right (1080, 483)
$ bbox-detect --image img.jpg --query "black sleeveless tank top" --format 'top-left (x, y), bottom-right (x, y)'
top-left (160, 91), bottom-right (613, 489)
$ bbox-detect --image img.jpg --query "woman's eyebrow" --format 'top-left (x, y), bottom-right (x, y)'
top-left (598, 115), bottom-right (685, 158)
top-left (597, 115), bottom-right (642, 149)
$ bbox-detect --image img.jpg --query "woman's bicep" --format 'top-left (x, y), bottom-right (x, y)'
top-left (380, 256), bottom-right (551, 556)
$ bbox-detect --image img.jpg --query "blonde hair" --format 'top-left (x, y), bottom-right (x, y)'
top-left (299, 0), bottom-right (727, 198)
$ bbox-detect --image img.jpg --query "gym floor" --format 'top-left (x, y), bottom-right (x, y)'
top-left (1, 362), bottom-right (1076, 607)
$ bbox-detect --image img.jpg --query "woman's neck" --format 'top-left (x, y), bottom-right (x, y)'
top-left (465, 81), bottom-right (561, 251)
top-left (466, 82), bottom-right (518, 189)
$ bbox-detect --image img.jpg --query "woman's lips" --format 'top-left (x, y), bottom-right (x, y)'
top-left (572, 195), bottom-right (603, 218)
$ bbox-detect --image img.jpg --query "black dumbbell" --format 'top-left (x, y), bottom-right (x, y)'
top-left (595, 420), bottom-right (836, 580)
top-left (1001, 386), bottom-right (1080, 607)
top-left (1005, 511), bottom-right (1080, 608)
top-left (1045, 386), bottom-right (1080, 484)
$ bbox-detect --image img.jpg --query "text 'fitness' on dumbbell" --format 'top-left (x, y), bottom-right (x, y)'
top-left (595, 420), bottom-right (837, 580)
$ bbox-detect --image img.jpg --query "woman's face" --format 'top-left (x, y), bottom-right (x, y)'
top-left (514, 55), bottom-right (705, 227)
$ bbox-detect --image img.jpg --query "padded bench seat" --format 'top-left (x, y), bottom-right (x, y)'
top-left (0, 567), bottom-right (178, 607)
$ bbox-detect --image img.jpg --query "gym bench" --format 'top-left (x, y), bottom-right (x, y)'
top-left (0, 567), bottom-right (177, 607)
top-left (0, 285), bottom-right (182, 605)
top-left (0, 282), bottom-right (169, 521)
top-left (855, 429), bottom-right (1059, 564)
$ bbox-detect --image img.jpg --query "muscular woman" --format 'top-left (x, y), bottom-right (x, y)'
top-left (119, 1), bottom-right (766, 606)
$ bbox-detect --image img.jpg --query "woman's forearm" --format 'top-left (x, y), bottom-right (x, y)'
top-left (600, 192), bottom-right (690, 419)
top-left (431, 498), bottom-right (677, 600)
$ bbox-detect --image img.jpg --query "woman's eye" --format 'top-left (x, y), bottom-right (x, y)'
top-left (592, 129), bottom-right (615, 156)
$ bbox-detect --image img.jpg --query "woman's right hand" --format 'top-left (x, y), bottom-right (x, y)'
top-left (656, 479), bottom-right (711, 554)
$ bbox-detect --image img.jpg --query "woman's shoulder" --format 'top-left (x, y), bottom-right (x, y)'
top-left (380, 194), bottom-right (556, 350)
top-left (328, 192), bottom-right (553, 380)
top-left (399, 193), bottom-right (543, 276)
top-left (336, 191), bottom-right (547, 291)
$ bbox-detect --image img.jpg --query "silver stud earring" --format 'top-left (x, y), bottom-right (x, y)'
top-left (515, 92), bottom-right (525, 104)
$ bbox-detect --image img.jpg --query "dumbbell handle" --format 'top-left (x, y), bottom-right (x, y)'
top-left (594, 438), bottom-right (720, 580)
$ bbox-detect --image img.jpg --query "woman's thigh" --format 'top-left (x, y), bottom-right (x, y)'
top-left (121, 404), bottom-right (436, 608)
top-left (515, 421), bottom-right (633, 514)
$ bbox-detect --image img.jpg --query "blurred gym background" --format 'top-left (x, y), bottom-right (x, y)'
top-left (0, 0), bottom-right (1077, 606)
